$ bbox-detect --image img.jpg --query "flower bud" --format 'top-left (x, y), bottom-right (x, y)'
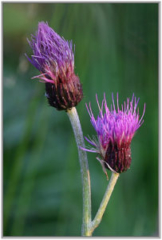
top-left (26, 22), bottom-right (83, 110)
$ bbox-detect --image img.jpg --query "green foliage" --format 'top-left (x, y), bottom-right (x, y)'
top-left (3, 3), bottom-right (158, 236)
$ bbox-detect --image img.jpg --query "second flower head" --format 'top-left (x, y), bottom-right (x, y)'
top-left (82, 93), bottom-right (146, 177)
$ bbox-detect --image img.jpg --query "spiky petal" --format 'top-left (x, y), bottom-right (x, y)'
top-left (83, 93), bottom-right (146, 174)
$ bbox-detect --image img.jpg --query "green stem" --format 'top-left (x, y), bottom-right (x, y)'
top-left (67, 107), bottom-right (91, 236)
top-left (90, 172), bottom-right (119, 235)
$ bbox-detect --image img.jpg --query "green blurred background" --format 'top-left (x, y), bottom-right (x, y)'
top-left (3, 3), bottom-right (158, 237)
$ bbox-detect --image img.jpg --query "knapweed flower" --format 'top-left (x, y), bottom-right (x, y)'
top-left (83, 93), bottom-right (146, 176)
top-left (26, 22), bottom-right (83, 110)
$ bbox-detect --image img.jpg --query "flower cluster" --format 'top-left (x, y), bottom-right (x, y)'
top-left (26, 22), bottom-right (146, 177)
top-left (83, 93), bottom-right (146, 174)
top-left (26, 22), bottom-right (83, 110)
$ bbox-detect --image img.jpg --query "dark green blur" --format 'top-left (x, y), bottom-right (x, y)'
top-left (3, 3), bottom-right (158, 236)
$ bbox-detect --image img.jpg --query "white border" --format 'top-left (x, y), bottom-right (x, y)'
top-left (1, 1), bottom-right (160, 239)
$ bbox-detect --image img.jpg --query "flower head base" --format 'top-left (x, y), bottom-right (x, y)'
top-left (83, 93), bottom-right (146, 175)
top-left (26, 22), bottom-right (83, 110)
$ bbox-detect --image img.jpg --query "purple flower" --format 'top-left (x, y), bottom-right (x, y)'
top-left (26, 22), bottom-right (83, 110)
top-left (83, 93), bottom-right (146, 175)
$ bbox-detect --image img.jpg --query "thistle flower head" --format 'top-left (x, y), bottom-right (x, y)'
top-left (26, 22), bottom-right (83, 110)
top-left (83, 93), bottom-right (146, 174)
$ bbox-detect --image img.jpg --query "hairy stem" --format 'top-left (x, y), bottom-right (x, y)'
top-left (67, 107), bottom-right (91, 236)
top-left (90, 172), bottom-right (119, 235)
